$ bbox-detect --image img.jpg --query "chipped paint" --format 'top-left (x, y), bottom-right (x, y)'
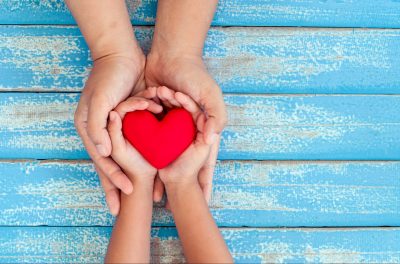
top-left (1, 93), bottom-right (399, 159)
top-left (0, 160), bottom-right (398, 226)
top-left (1, 0), bottom-right (400, 28)
top-left (1, 26), bottom-right (400, 92)
top-left (1, 227), bottom-right (399, 263)
top-left (0, 33), bottom-right (91, 90)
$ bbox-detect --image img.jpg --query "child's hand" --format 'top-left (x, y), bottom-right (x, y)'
top-left (145, 56), bottom-right (226, 203)
top-left (107, 97), bottom-right (163, 184)
top-left (156, 89), bottom-right (212, 188)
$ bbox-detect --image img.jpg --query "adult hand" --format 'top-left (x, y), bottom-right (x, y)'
top-left (157, 89), bottom-right (212, 185)
top-left (74, 54), bottom-right (146, 216)
top-left (145, 55), bottom-right (227, 203)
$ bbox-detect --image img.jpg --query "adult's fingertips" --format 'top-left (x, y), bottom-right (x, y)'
top-left (153, 176), bottom-right (165, 202)
top-left (106, 189), bottom-right (121, 216)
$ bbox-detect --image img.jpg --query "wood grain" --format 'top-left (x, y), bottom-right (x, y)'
top-left (1, 26), bottom-right (400, 93)
top-left (0, 160), bottom-right (398, 227)
top-left (0, 0), bottom-right (400, 28)
top-left (1, 93), bottom-right (399, 160)
top-left (0, 227), bottom-right (399, 263)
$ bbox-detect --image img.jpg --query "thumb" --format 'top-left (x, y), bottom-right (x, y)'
top-left (87, 96), bottom-right (113, 157)
top-left (107, 111), bottom-right (125, 151)
top-left (202, 92), bottom-right (227, 144)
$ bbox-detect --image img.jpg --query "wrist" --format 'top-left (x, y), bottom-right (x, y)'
top-left (165, 180), bottom-right (199, 195)
top-left (149, 37), bottom-right (203, 63)
top-left (90, 29), bottom-right (144, 63)
top-left (127, 172), bottom-right (156, 189)
top-left (165, 181), bottom-right (203, 208)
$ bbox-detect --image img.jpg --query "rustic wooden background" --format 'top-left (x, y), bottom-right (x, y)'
top-left (0, 0), bottom-right (399, 262)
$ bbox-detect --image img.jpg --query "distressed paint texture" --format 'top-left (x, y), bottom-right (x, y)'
top-left (0, 160), bottom-right (399, 227)
top-left (0, 93), bottom-right (399, 160)
top-left (0, 0), bottom-right (400, 28)
top-left (1, 2), bottom-right (399, 262)
top-left (1, 26), bottom-right (400, 93)
top-left (0, 227), bottom-right (399, 263)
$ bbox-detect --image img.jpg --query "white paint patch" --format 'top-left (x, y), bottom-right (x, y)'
top-left (206, 28), bottom-right (391, 87)
top-left (17, 177), bottom-right (106, 211)
top-left (224, 97), bottom-right (362, 153)
top-left (211, 187), bottom-right (301, 211)
top-left (0, 34), bottom-right (90, 88)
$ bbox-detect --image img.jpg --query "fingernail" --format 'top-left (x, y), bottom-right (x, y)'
top-left (96, 144), bottom-right (108, 157)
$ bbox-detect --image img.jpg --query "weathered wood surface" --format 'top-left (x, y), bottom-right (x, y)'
top-left (1, 26), bottom-right (400, 94)
top-left (0, 227), bottom-right (399, 263)
top-left (1, 93), bottom-right (399, 160)
top-left (1, 0), bottom-right (400, 28)
top-left (0, 160), bottom-right (399, 227)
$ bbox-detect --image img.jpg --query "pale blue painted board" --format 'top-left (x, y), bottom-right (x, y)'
top-left (0, 227), bottom-right (399, 263)
top-left (0, 93), bottom-right (399, 160)
top-left (1, 26), bottom-right (400, 93)
top-left (0, 160), bottom-right (398, 227)
top-left (1, 0), bottom-right (400, 28)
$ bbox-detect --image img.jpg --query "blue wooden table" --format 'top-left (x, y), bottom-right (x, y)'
top-left (0, 0), bottom-right (399, 262)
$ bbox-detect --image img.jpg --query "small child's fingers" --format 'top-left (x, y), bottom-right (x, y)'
top-left (114, 98), bottom-right (148, 118)
top-left (136, 87), bottom-right (158, 101)
top-left (108, 111), bottom-right (126, 152)
top-left (114, 97), bottom-right (155, 119)
top-left (146, 100), bottom-right (163, 114)
top-left (157, 86), bottom-right (181, 108)
top-left (175, 92), bottom-right (201, 120)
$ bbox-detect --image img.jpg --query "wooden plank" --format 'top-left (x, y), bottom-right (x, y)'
top-left (1, 93), bottom-right (400, 160)
top-left (0, 160), bottom-right (398, 227)
top-left (0, 227), bottom-right (399, 263)
top-left (1, 0), bottom-right (400, 28)
top-left (1, 26), bottom-right (400, 94)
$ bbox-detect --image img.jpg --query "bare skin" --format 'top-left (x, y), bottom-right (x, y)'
top-left (65, 0), bottom-right (146, 216)
top-left (66, 0), bottom-right (227, 215)
top-left (147, 0), bottom-right (228, 204)
top-left (105, 98), bottom-right (162, 263)
top-left (105, 87), bottom-right (232, 263)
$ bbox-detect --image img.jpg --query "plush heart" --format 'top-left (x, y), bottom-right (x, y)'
top-left (122, 108), bottom-right (196, 169)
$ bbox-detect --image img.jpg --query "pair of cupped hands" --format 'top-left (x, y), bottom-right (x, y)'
top-left (75, 53), bottom-right (227, 215)
top-left (109, 86), bottom-right (212, 207)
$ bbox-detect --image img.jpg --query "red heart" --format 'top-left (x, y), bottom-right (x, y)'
top-left (122, 108), bottom-right (196, 169)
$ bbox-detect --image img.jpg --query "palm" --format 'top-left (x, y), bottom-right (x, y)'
top-left (145, 55), bottom-right (226, 202)
top-left (123, 140), bottom-right (156, 178)
top-left (145, 56), bottom-right (217, 104)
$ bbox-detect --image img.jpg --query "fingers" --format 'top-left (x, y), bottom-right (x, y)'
top-left (175, 91), bottom-right (202, 121)
top-left (79, 120), bottom-right (133, 195)
top-left (135, 87), bottom-right (159, 103)
top-left (201, 88), bottom-right (228, 144)
top-left (107, 111), bottom-right (126, 157)
top-left (114, 97), bottom-right (163, 119)
top-left (87, 94), bottom-right (113, 157)
top-left (95, 165), bottom-right (121, 216)
top-left (157, 86), bottom-right (182, 108)
top-left (198, 136), bottom-right (220, 203)
top-left (153, 175), bottom-right (165, 202)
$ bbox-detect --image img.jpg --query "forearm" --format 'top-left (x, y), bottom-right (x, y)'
top-left (105, 180), bottom-right (153, 263)
top-left (65, 0), bottom-right (141, 60)
top-left (151, 0), bottom-right (218, 57)
top-left (166, 183), bottom-right (232, 263)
